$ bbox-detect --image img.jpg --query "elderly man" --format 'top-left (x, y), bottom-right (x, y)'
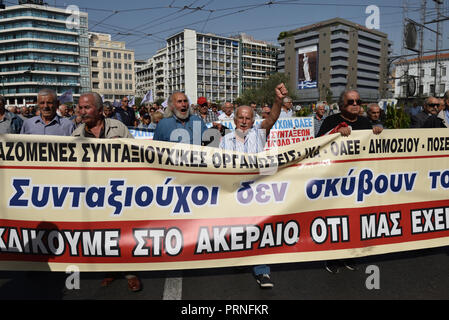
top-left (279, 96), bottom-right (293, 118)
top-left (196, 96), bottom-right (218, 123)
top-left (220, 84), bottom-right (285, 152)
top-left (72, 92), bottom-right (133, 139)
top-left (219, 83), bottom-right (287, 289)
top-left (317, 89), bottom-right (382, 273)
top-left (317, 89), bottom-right (383, 137)
top-left (0, 96), bottom-right (23, 134)
top-left (153, 91), bottom-right (208, 145)
top-left (58, 104), bottom-right (71, 118)
top-left (410, 96), bottom-right (439, 128)
top-left (20, 88), bottom-right (75, 136)
top-left (423, 90), bottom-right (449, 128)
top-left (261, 105), bottom-right (271, 119)
top-left (71, 92), bottom-right (138, 292)
top-left (18, 105), bottom-right (31, 121)
top-left (218, 101), bottom-right (234, 121)
top-left (366, 103), bottom-right (384, 129)
top-left (313, 102), bottom-right (327, 137)
top-left (115, 96), bottom-right (137, 127)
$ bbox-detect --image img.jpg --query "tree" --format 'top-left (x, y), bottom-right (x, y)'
top-left (238, 73), bottom-right (296, 106)
top-left (384, 103), bottom-right (410, 129)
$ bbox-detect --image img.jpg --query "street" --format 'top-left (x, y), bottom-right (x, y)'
top-left (1, 246), bottom-right (449, 300)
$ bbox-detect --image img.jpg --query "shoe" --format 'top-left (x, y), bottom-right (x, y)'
top-left (127, 276), bottom-right (141, 292)
top-left (255, 274), bottom-right (274, 289)
top-left (343, 259), bottom-right (357, 271)
top-left (325, 260), bottom-right (341, 274)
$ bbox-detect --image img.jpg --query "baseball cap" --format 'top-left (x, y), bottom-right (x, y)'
top-left (197, 97), bottom-right (207, 105)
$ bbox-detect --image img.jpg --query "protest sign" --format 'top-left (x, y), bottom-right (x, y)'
top-left (205, 117), bottom-right (314, 149)
top-left (128, 127), bottom-right (154, 140)
top-left (0, 129), bottom-right (448, 271)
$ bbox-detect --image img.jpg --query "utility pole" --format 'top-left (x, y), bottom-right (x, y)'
top-left (430, 0), bottom-right (443, 96)
top-left (418, 0), bottom-right (426, 98)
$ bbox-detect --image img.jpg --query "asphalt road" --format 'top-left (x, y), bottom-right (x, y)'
top-left (1, 246), bottom-right (449, 301)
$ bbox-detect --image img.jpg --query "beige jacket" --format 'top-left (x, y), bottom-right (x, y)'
top-left (437, 110), bottom-right (449, 128)
top-left (71, 118), bottom-right (134, 139)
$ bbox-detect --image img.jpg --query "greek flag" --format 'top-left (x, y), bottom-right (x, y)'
top-left (140, 90), bottom-right (153, 105)
top-left (298, 81), bottom-right (317, 90)
top-left (58, 89), bottom-right (73, 104)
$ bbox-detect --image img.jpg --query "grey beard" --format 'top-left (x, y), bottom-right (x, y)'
top-left (164, 106), bottom-right (194, 119)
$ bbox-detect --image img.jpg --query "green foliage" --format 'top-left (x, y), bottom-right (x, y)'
top-left (296, 106), bottom-right (311, 117)
top-left (238, 73), bottom-right (297, 106)
top-left (278, 31), bottom-right (293, 40)
top-left (384, 103), bottom-right (411, 129)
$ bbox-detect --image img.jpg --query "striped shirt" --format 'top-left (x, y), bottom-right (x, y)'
top-left (219, 122), bottom-right (266, 153)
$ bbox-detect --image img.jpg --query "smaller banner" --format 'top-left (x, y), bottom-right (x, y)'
top-left (206, 117), bottom-right (314, 149)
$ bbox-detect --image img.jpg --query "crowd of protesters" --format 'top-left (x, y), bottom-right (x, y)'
top-left (2, 89), bottom-right (449, 137)
top-left (1, 86), bottom-right (449, 292)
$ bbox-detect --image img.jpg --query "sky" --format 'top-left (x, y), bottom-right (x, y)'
top-left (5, 0), bottom-right (449, 61)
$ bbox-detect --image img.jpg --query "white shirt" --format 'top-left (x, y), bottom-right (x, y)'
top-left (219, 122), bottom-right (266, 153)
top-left (279, 108), bottom-right (293, 118)
top-left (218, 112), bottom-right (234, 121)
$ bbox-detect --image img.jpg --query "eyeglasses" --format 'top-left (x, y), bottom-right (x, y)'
top-left (200, 104), bottom-right (208, 107)
top-left (346, 99), bottom-right (362, 106)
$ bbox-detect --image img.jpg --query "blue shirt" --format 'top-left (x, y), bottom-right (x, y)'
top-left (219, 123), bottom-right (266, 153)
top-left (153, 115), bottom-right (208, 145)
top-left (20, 115), bottom-right (75, 136)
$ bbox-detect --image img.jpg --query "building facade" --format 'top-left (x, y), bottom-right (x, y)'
top-left (0, 1), bottom-right (90, 106)
top-left (135, 47), bottom-right (167, 103)
top-left (394, 53), bottom-right (449, 99)
top-left (89, 32), bottom-right (135, 102)
top-left (238, 33), bottom-right (278, 93)
top-left (166, 29), bottom-right (240, 104)
top-left (278, 18), bottom-right (391, 104)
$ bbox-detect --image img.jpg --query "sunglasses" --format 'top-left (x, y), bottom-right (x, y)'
top-left (346, 99), bottom-right (362, 106)
top-left (200, 104), bottom-right (208, 107)
top-left (428, 103), bottom-right (440, 108)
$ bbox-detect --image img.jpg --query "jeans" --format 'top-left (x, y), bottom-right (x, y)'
top-left (253, 264), bottom-right (270, 276)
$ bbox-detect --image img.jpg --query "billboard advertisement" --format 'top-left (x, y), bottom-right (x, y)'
top-left (297, 45), bottom-right (317, 90)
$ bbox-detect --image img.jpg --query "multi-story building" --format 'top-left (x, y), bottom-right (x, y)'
top-left (153, 47), bottom-right (167, 102)
top-left (166, 29), bottom-right (240, 104)
top-left (278, 17), bottom-right (391, 104)
top-left (394, 53), bottom-right (449, 99)
top-left (237, 33), bottom-right (279, 93)
top-left (89, 32), bottom-right (135, 102)
top-left (0, 1), bottom-right (90, 106)
top-left (135, 58), bottom-right (153, 100)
